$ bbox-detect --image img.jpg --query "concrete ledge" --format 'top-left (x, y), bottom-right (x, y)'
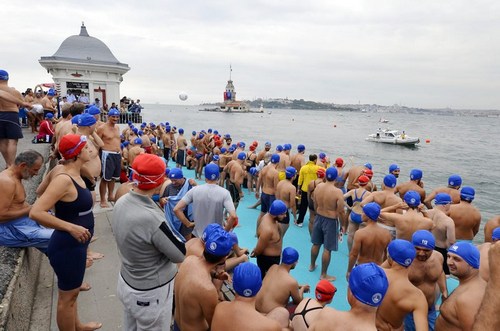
top-left (0, 248), bottom-right (43, 331)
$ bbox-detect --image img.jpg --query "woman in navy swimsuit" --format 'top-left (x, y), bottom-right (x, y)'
top-left (31, 134), bottom-right (102, 331)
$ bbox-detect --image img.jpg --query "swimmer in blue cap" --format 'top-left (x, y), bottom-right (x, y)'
top-left (447, 186), bottom-right (480, 243)
top-left (388, 239), bottom-right (416, 267)
top-left (424, 174), bottom-right (462, 208)
top-left (404, 191), bottom-right (421, 208)
top-left (436, 241), bottom-right (486, 330)
top-left (388, 163), bottom-right (400, 178)
top-left (311, 263), bottom-right (389, 330)
top-left (346, 202), bottom-right (391, 280)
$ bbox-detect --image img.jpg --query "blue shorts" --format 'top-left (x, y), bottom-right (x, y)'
top-left (260, 192), bottom-right (276, 213)
top-left (404, 306), bottom-right (437, 331)
top-left (0, 111), bottom-right (23, 139)
top-left (101, 150), bottom-right (121, 181)
top-left (311, 214), bottom-right (339, 251)
top-left (0, 216), bottom-right (54, 254)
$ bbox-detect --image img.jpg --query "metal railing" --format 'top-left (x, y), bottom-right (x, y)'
top-left (100, 112), bottom-right (143, 124)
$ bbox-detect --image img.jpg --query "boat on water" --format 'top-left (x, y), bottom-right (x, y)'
top-left (366, 129), bottom-right (420, 146)
top-left (379, 117), bottom-right (389, 123)
top-left (199, 66), bottom-right (263, 113)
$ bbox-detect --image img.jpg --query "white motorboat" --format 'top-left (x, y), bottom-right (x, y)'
top-left (379, 117), bottom-right (389, 123)
top-left (366, 129), bottom-right (420, 146)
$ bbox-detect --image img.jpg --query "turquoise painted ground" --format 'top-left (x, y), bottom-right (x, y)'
top-left (164, 159), bottom-right (458, 311)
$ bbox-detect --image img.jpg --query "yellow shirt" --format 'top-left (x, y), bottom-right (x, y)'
top-left (298, 161), bottom-right (321, 192)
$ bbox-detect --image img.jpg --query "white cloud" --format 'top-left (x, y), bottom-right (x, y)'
top-left (2, 0), bottom-right (499, 108)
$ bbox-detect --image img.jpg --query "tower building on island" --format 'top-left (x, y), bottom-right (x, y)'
top-left (39, 23), bottom-right (130, 107)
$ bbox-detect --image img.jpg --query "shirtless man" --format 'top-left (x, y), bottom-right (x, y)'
top-left (309, 263), bottom-right (389, 331)
top-left (406, 230), bottom-right (448, 331)
top-left (306, 167), bottom-right (326, 235)
top-left (175, 128), bottom-right (187, 168)
top-left (394, 168), bottom-right (426, 202)
top-left (41, 89), bottom-right (57, 117)
top-left (256, 247), bottom-right (310, 314)
top-left (290, 144), bottom-right (306, 188)
top-left (343, 175), bottom-right (371, 251)
top-left (478, 227), bottom-right (499, 282)
top-left (0, 150), bottom-right (53, 252)
top-left (425, 193), bottom-right (456, 275)
top-left (275, 167), bottom-right (297, 235)
top-left (377, 240), bottom-right (429, 331)
top-left (346, 203), bottom-right (391, 281)
top-left (0, 70), bottom-right (32, 167)
top-left (223, 152), bottom-right (246, 209)
top-left (256, 141), bottom-right (272, 164)
top-left (161, 125), bottom-right (172, 160)
top-left (424, 174), bottom-right (462, 208)
top-left (291, 280), bottom-right (336, 331)
top-left (484, 215), bottom-right (500, 242)
top-left (361, 174), bottom-right (402, 209)
top-left (127, 138), bottom-right (144, 171)
top-left (255, 153), bottom-right (280, 233)
top-left (211, 262), bottom-right (287, 331)
top-left (389, 163), bottom-right (400, 178)
top-left (53, 103), bottom-right (83, 159)
top-left (448, 187), bottom-right (481, 241)
top-left (251, 200), bottom-right (287, 278)
top-left (381, 191), bottom-right (434, 241)
top-left (96, 109), bottom-right (121, 208)
top-left (276, 144), bottom-right (291, 172)
top-left (435, 242), bottom-right (486, 331)
top-left (76, 114), bottom-right (104, 204)
top-left (346, 162), bottom-right (370, 191)
top-left (310, 167), bottom-right (346, 281)
top-left (174, 229), bottom-right (233, 331)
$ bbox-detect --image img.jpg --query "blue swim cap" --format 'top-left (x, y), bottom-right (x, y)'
top-left (228, 146), bottom-right (236, 153)
top-left (271, 154), bottom-right (280, 164)
top-left (448, 174), bottom-right (462, 187)
top-left (383, 174), bottom-right (397, 188)
top-left (47, 89), bottom-right (56, 96)
top-left (249, 167), bottom-right (258, 176)
top-left (165, 168), bottom-right (170, 176)
top-left (237, 152), bottom-right (246, 160)
top-left (201, 223), bottom-right (223, 242)
top-left (198, 133), bottom-right (204, 139)
top-left (448, 242), bottom-right (480, 269)
top-left (45, 113), bottom-right (54, 119)
top-left (150, 137), bottom-right (157, 144)
top-left (388, 163), bottom-right (400, 173)
top-left (265, 141), bottom-right (271, 147)
top-left (364, 163), bottom-right (373, 170)
top-left (285, 166), bottom-right (296, 179)
top-left (138, 130), bottom-right (144, 136)
top-left (233, 262), bottom-right (262, 297)
top-left (122, 141), bottom-right (130, 147)
top-left (77, 113), bottom-right (97, 127)
top-left (363, 202), bottom-right (381, 221)
top-left (133, 137), bottom-right (142, 145)
top-left (239, 141), bottom-right (246, 148)
top-left (86, 105), bottom-right (100, 115)
top-left (212, 155), bottom-right (220, 161)
top-left (348, 262), bottom-right (388, 307)
top-left (435, 193), bottom-right (452, 205)
top-left (282, 247), bottom-right (299, 264)
top-left (224, 133), bottom-right (231, 139)
top-left (204, 228), bottom-right (232, 257)
top-left (460, 186), bottom-right (475, 202)
top-left (404, 191), bottom-right (421, 207)
top-left (71, 114), bottom-right (81, 124)
top-left (205, 163), bottom-right (220, 180)
top-left (208, 128), bottom-right (213, 133)
top-left (0, 70), bottom-right (9, 80)
top-left (388, 239), bottom-right (416, 267)
top-left (220, 147), bottom-right (227, 154)
top-left (326, 167), bottom-right (338, 181)
top-left (276, 145), bottom-right (283, 152)
top-left (283, 143), bottom-right (291, 151)
top-left (231, 144), bottom-right (237, 149)
top-left (297, 144), bottom-right (305, 151)
top-left (168, 168), bottom-right (183, 179)
top-left (192, 130), bottom-right (196, 135)
top-left (410, 169), bottom-right (423, 180)
top-left (179, 128), bottom-right (184, 134)
top-left (165, 126), bottom-right (171, 132)
top-left (319, 152), bottom-right (326, 159)
top-left (214, 130), bottom-right (218, 135)
top-left (132, 128), bottom-right (139, 134)
top-left (269, 200), bottom-right (287, 216)
top-left (108, 109), bottom-right (120, 116)
top-left (492, 227), bottom-right (500, 241)
top-left (412, 230), bottom-right (435, 250)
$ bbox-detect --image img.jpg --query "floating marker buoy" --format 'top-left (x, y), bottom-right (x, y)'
top-left (334, 124), bottom-right (337, 127)
top-left (425, 139), bottom-right (431, 143)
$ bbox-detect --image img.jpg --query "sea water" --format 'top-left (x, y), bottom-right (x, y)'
top-left (140, 104), bottom-right (500, 241)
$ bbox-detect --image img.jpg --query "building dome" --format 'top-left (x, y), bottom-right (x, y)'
top-left (51, 23), bottom-right (120, 64)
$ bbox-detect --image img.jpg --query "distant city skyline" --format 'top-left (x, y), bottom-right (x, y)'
top-left (2, 1), bottom-right (499, 109)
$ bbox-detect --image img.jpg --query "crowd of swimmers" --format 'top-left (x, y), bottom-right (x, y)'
top-left (1, 69), bottom-right (500, 330)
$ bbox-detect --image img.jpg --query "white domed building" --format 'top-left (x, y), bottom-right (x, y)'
top-left (39, 23), bottom-right (130, 107)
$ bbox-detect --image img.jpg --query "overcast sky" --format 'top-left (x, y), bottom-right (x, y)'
top-left (2, 1), bottom-right (499, 109)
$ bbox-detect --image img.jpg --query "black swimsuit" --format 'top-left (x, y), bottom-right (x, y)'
top-left (291, 298), bottom-right (323, 328)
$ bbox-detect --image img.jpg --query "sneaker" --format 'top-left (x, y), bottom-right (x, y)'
top-left (296, 223), bottom-right (303, 228)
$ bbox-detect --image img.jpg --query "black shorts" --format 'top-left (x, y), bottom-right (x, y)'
top-left (256, 254), bottom-right (281, 279)
top-left (176, 149), bottom-right (185, 166)
top-left (435, 246), bottom-right (450, 275)
top-left (0, 112), bottom-right (23, 139)
top-left (227, 181), bottom-right (240, 203)
top-left (261, 193), bottom-right (276, 213)
top-left (101, 151), bottom-right (121, 181)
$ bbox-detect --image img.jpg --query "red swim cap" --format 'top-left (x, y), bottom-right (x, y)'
top-left (335, 158), bottom-right (344, 167)
top-left (358, 175), bottom-right (370, 185)
top-left (315, 280), bottom-right (337, 302)
top-left (131, 154), bottom-right (166, 190)
top-left (317, 168), bottom-right (326, 178)
top-left (363, 169), bottom-right (374, 179)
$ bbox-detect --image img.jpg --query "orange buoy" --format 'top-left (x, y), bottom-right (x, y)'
top-left (425, 139), bottom-right (431, 143)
